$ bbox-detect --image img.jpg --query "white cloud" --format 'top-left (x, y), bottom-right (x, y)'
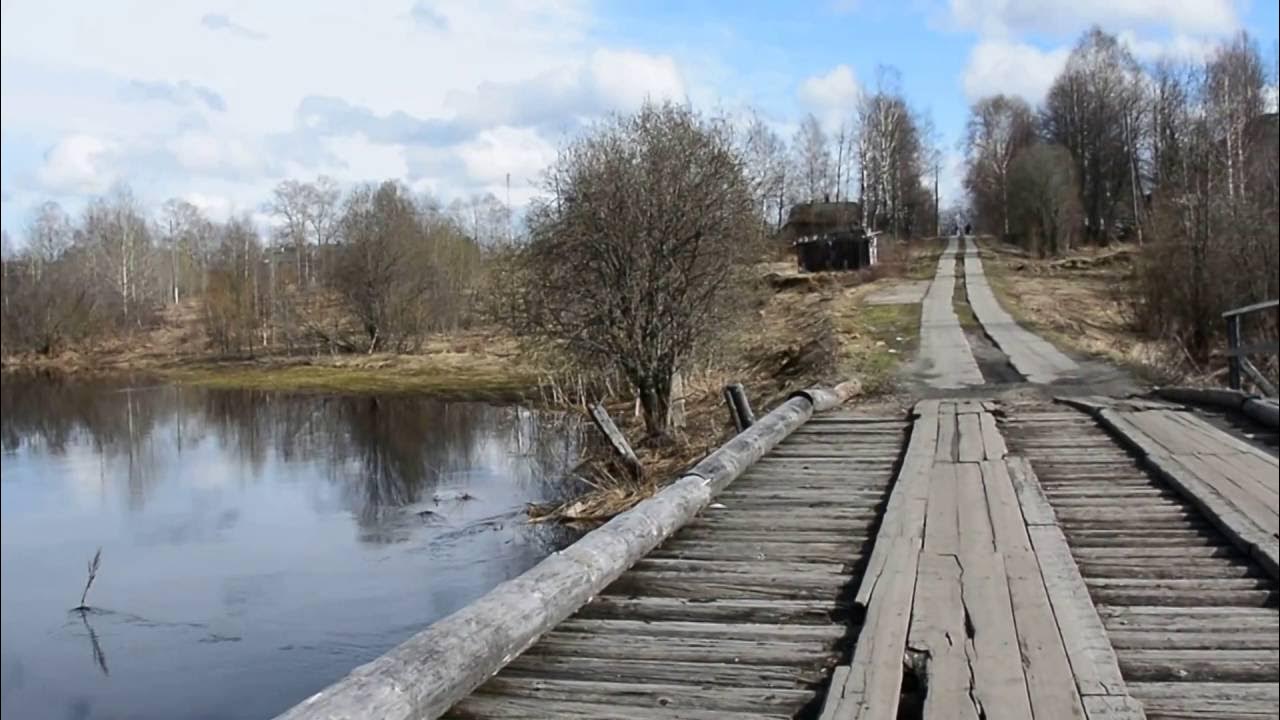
top-left (36, 134), bottom-right (117, 194)
top-left (167, 132), bottom-right (262, 177)
top-left (949, 0), bottom-right (1238, 37)
top-left (798, 65), bottom-right (861, 129)
top-left (456, 126), bottom-right (557, 187)
top-left (1116, 30), bottom-right (1217, 62)
top-left (0, 0), bottom-right (697, 226)
top-left (962, 40), bottom-right (1070, 103)
top-left (587, 49), bottom-right (687, 111)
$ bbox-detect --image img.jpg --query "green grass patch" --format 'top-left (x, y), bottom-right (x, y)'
top-left (161, 363), bottom-right (537, 401)
top-left (837, 302), bottom-right (921, 394)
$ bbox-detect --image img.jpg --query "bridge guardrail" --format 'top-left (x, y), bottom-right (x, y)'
top-left (1223, 299), bottom-right (1279, 397)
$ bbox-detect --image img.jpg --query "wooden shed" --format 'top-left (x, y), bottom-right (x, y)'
top-left (780, 201), bottom-right (877, 273)
top-left (795, 230), bottom-right (878, 272)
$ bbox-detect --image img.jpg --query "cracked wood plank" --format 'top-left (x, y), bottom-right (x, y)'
top-left (908, 553), bottom-right (979, 720)
top-left (980, 460), bottom-right (1086, 720)
top-left (956, 461), bottom-right (1034, 720)
top-left (823, 402), bottom-right (939, 719)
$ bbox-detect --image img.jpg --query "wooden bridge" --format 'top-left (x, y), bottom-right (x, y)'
top-left (280, 239), bottom-right (1279, 720)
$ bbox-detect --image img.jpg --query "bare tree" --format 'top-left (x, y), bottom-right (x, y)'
top-left (82, 185), bottom-right (156, 329)
top-left (793, 114), bottom-right (833, 201)
top-left (1008, 144), bottom-right (1082, 256)
top-left (856, 68), bottom-right (926, 235)
top-left (506, 102), bottom-right (759, 440)
top-left (740, 113), bottom-right (790, 231)
top-left (159, 199), bottom-right (206, 305)
top-left (964, 95), bottom-right (1036, 238)
top-left (1042, 27), bottom-right (1144, 242)
top-left (268, 180), bottom-right (314, 286)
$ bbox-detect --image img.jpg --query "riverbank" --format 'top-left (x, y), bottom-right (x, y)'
top-left (4, 246), bottom-right (942, 522)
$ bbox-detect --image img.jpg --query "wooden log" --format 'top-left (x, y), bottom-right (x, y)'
top-left (278, 385), bottom-right (834, 720)
top-left (588, 402), bottom-right (643, 479)
top-left (791, 379), bottom-right (862, 413)
top-left (1153, 386), bottom-right (1248, 411)
top-left (686, 396), bottom-right (814, 492)
top-left (723, 382), bottom-right (756, 432)
top-left (1243, 398), bottom-right (1279, 429)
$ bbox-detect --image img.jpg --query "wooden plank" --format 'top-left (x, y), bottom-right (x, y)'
top-left (958, 412), bottom-right (985, 463)
top-left (1081, 694), bottom-right (1147, 720)
top-left (526, 633), bottom-right (835, 665)
top-left (937, 406), bottom-right (957, 462)
top-left (1007, 456), bottom-right (1057, 526)
top-left (828, 539), bottom-right (921, 719)
top-left (907, 552), bottom-right (979, 720)
top-left (855, 402), bottom-right (939, 608)
top-left (451, 695), bottom-right (793, 720)
top-left (574, 596), bottom-right (836, 625)
top-left (955, 463), bottom-right (1035, 720)
top-left (553, 618), bottom-right (846, 642)
top-left (980, 461), bottom-right (1086, 720)
top-left (1081, 407), bottom-right (1280, 581)
top-left (923, 464), bottom-right (959, 552)
top-left (817, 667), bottom-right (852, 720)
top-left (822, 400), bottom-right (940, 719)
top-left (603, 570), bottom-right (849, 601)
top-left (501, 655), bottom-right (828, 688)
top-left (980, 411), bottom-right (1008, 460)
top-left (1028, 524), bottom-right (1129, 698)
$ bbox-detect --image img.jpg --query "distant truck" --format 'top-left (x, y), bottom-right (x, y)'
top-left (779, 201), bottom-right (877, 273)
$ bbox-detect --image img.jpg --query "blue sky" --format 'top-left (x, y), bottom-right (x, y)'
top-left (2, 0), bottom-right (1277, 238)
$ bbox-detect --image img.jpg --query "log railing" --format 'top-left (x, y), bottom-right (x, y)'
top-left (1223, 299), bottom-right (1279, 396)
top-left (276, 381), bottom-right (859, 720)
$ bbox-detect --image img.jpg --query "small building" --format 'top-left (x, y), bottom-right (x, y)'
top-left (780, 201), bottom-right (878, 273)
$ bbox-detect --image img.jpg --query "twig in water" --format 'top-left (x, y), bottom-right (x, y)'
top-left (75, 547), bottom-right (102, 611)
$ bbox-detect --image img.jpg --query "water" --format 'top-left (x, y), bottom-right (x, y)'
top-left (0, 375), bottom-right (581, 720)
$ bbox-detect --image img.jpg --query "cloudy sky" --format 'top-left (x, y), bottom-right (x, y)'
top-left (1, 0), bottom-right (1276, 236)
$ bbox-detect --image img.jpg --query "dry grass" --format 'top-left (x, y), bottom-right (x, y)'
top-left (976, 238), bottom-right (1195, 383)
top-left (534, 245), bottom-right (939, 524)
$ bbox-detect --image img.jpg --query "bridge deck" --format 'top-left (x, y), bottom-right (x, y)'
top-left (446, 411), bottom-right (907, 720)
top-left (1003, 404), bottom-right (1280, 720)
top-left (435, 397), bottom-right (1280, 720)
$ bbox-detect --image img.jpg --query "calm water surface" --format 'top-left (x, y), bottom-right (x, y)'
top-left (0, 376), bottom-right (581, 720)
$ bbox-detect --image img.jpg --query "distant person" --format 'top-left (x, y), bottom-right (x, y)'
top-left (964, 223), bottom-right (971, 236)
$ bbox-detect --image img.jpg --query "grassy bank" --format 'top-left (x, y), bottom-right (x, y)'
top-left (975, 238), bottom-right (1187, 384)
top-left (160, 358), bottom-right (537, 400)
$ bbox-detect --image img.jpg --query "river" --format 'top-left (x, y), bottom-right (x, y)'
top-left (0, 375), bottom-right (582, 720)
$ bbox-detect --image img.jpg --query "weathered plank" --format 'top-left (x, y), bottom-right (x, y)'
top-left (980, 411), bottom-right (1008, 460)
top-left (980, 460), bottom-right (1085, 720)
top-left (573, 595), bottom-right (836, 625)
top-left (500, 654), bottom-right (827, 687)
top-left (1007, 456), bottom-right (1059, 527)
top-left (451, 695), bottom-right (794, 720)
top-left (1028, 524), bottom-right (1129, 697)
top-left (958, 412), bottom-right (985, 463)
top-left (907, 552), bottom-right (979, 720)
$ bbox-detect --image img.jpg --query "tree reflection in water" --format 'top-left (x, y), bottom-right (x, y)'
top-left (0, 373), bottom-right (582, 543)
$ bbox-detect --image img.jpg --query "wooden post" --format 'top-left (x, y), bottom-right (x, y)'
top-left (588, 402), bottom-right (643, 479)
top-left (1226, 314), bottom-right (1242, 391)
top-left (668, 370), bottom-right (686, 430)
top-left (723, 383), bottom-right (755, 432)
